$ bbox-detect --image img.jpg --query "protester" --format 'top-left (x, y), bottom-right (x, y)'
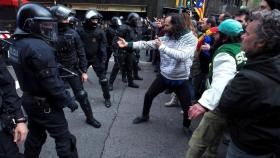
top-left (219, 9), bottom-right (280, 158)
top-left (186, 19), bottom-right (246, 158)
top-left (117, 13), bottom-right (198, 129)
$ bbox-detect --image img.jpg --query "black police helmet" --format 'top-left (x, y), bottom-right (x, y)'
top-left (111, 16), bottom-right (122, 27)
top-left (14, 3), bottom-right (57, 42)
top-left (126, 12), bottom-right (140, 26)
top-left (50, 5), bottom-right (75, 22)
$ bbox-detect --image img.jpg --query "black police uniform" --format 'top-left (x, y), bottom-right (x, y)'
top-left (10, 36), bottom-right (79, 158)
top-left (107, 26), bottom-right (127, 90)
top-left (105, 25), bottom-right (115, 72)
top-left (78, 25), bottom-right (111, 105)
top-left (117, 23), bottom-right (142, 87)
top-left (0, 58), bottom-right (24, 158)
top-left (9, 4), bottom-right (79, 158)
top-left (56, 25), bottom-right (101, 127)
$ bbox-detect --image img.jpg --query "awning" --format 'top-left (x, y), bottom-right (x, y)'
top-left (0, 0), bottom-right (28, 8)
top-left (68, 3), bottom-right (146, 12)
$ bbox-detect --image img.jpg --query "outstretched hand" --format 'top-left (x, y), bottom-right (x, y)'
top-left (117, 37), bottom-right (128, 48)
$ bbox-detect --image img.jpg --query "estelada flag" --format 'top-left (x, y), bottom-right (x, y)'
top-left (194, 0), bottom-right (206, 20)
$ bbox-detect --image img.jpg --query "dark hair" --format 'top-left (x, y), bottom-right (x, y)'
top-left (251, 9), bottom-right (280, 52)
top-left (212, 32), bottom-right (242, 51)
top-left (234, 8), bottom-right (250, 22)
top-left (166, 13), bottom-right (186, 40)
top-left (222, 12), bottom-right (232, 21)
top-left (180, 12), bottom-right (197, 37)
top-left (219, 32), bottom-right (242, 43)
top-left (206, 16), bottom-right (217, 27)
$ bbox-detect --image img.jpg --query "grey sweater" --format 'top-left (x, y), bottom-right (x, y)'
top-left (132, 31), bottom-right (198, 80)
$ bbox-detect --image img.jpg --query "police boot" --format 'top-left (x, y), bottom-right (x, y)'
top-left (133, 74), bottom-right (143, 80)
top-left (128, 82), bottom-right (139, 88)
top-left (86, 117), bottom-right (101, 128)
top-left (108, 83), bottom-right (113, 91)
top-left (122, 74), bottom-right (127, 83)
top-left (105, 98), bottom-right (111, 108)
top-left (80, 100), bottom-right (101, 128)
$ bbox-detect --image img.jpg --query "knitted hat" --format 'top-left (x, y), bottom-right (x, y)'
top-left (218, 19), bottom-right (243, 37)
top-left (265, 0), bottom-right (280, 10)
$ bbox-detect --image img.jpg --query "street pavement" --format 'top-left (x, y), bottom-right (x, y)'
top-left (11, 54), bottom-right (227, 158)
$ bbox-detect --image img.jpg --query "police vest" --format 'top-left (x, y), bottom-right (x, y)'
top-left (208, 43), bottom-right (246, 84)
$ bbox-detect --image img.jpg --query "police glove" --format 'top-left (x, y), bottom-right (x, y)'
top-left (67, 101), bottom-right (79, 112)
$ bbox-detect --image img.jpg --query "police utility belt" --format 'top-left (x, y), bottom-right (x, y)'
top-left (23, 93), bottom-right (51, 114)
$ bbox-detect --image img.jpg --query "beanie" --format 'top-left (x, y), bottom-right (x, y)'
top-left (218, 19), bottom-right (243, 37)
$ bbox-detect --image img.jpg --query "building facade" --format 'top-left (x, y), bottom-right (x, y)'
top-left (29, 0), bottom-right (176, 19)
top-left (206, 0), bottom-right (243, 16)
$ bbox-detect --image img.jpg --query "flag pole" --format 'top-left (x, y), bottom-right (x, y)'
top-left (178, 0), bottom-right (183, 13)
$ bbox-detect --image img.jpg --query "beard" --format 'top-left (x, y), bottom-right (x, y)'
top-left (165, 27), bottom-right (181, 40)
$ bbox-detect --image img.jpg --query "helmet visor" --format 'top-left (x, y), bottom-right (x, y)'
top-left (56, 6), bottom-right (73, 20)
top-left (38, 21), bottom-right (58, 42)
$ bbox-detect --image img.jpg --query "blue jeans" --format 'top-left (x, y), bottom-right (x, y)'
top-left (227, 142), bottom-right (273, 158)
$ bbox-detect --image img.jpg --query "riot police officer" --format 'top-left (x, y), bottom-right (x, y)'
top-left (9, 3), bottom-right (78, 158)
top-left (107, 16), bottom-right (125, 91)
top-left (0, 58), bottom-right (27, 158)
top-left (50, 5), bottom-right (101, 128)
top-left (105, 16), bottom-right (121, 72)
top-left (117, 12), bottom-right (143, 88)
top-left (77, 9), bottom-right (111, 108)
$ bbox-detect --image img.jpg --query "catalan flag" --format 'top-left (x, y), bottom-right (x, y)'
top-left (194, 0), bottom-right (206, 20)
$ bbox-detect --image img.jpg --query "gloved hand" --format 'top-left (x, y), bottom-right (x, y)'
top-left (67, 101), bottom-right (78, 112)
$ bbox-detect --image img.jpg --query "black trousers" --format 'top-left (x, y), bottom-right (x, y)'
top-left (22, 96), bottom-right (78, 158)
top-left (109, 62), bottom-right (120, 84)
top-left (64, 73), bottom-right (95, 120)
top-left (142, 75), bottom-right (192, 127)
top-left (0, 131), bottom-right (24, 158)
top-left (88, 63), bottom-right (110, 99)
top-left (120, 53), bottom-right (134, 84)
top-left (109, 55), bottom-right (127, 85)
top-left (105, 49), bottom-right (113, 72)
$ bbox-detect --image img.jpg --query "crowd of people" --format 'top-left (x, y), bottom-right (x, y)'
top-left (0, 0), bottom-right (279, 157)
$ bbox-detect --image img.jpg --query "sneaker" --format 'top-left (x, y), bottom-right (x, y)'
top-left (164, 96), bottom-right (179, 107)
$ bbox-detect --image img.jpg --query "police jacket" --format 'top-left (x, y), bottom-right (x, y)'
top-left (106, 26), bottom-right (118, 50)
top-left (56, 26), bottom-right (87, 73)
top-left (117, 23), bottom-right (138, 54)
top-left (219, 52), bottom-right (280, 155)
top-left (78, 26), bottom-right (107, 64)
top-left (0, 58), bottom-right (24, 120)
top-left (9, 37), bottom-right (73, 108)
